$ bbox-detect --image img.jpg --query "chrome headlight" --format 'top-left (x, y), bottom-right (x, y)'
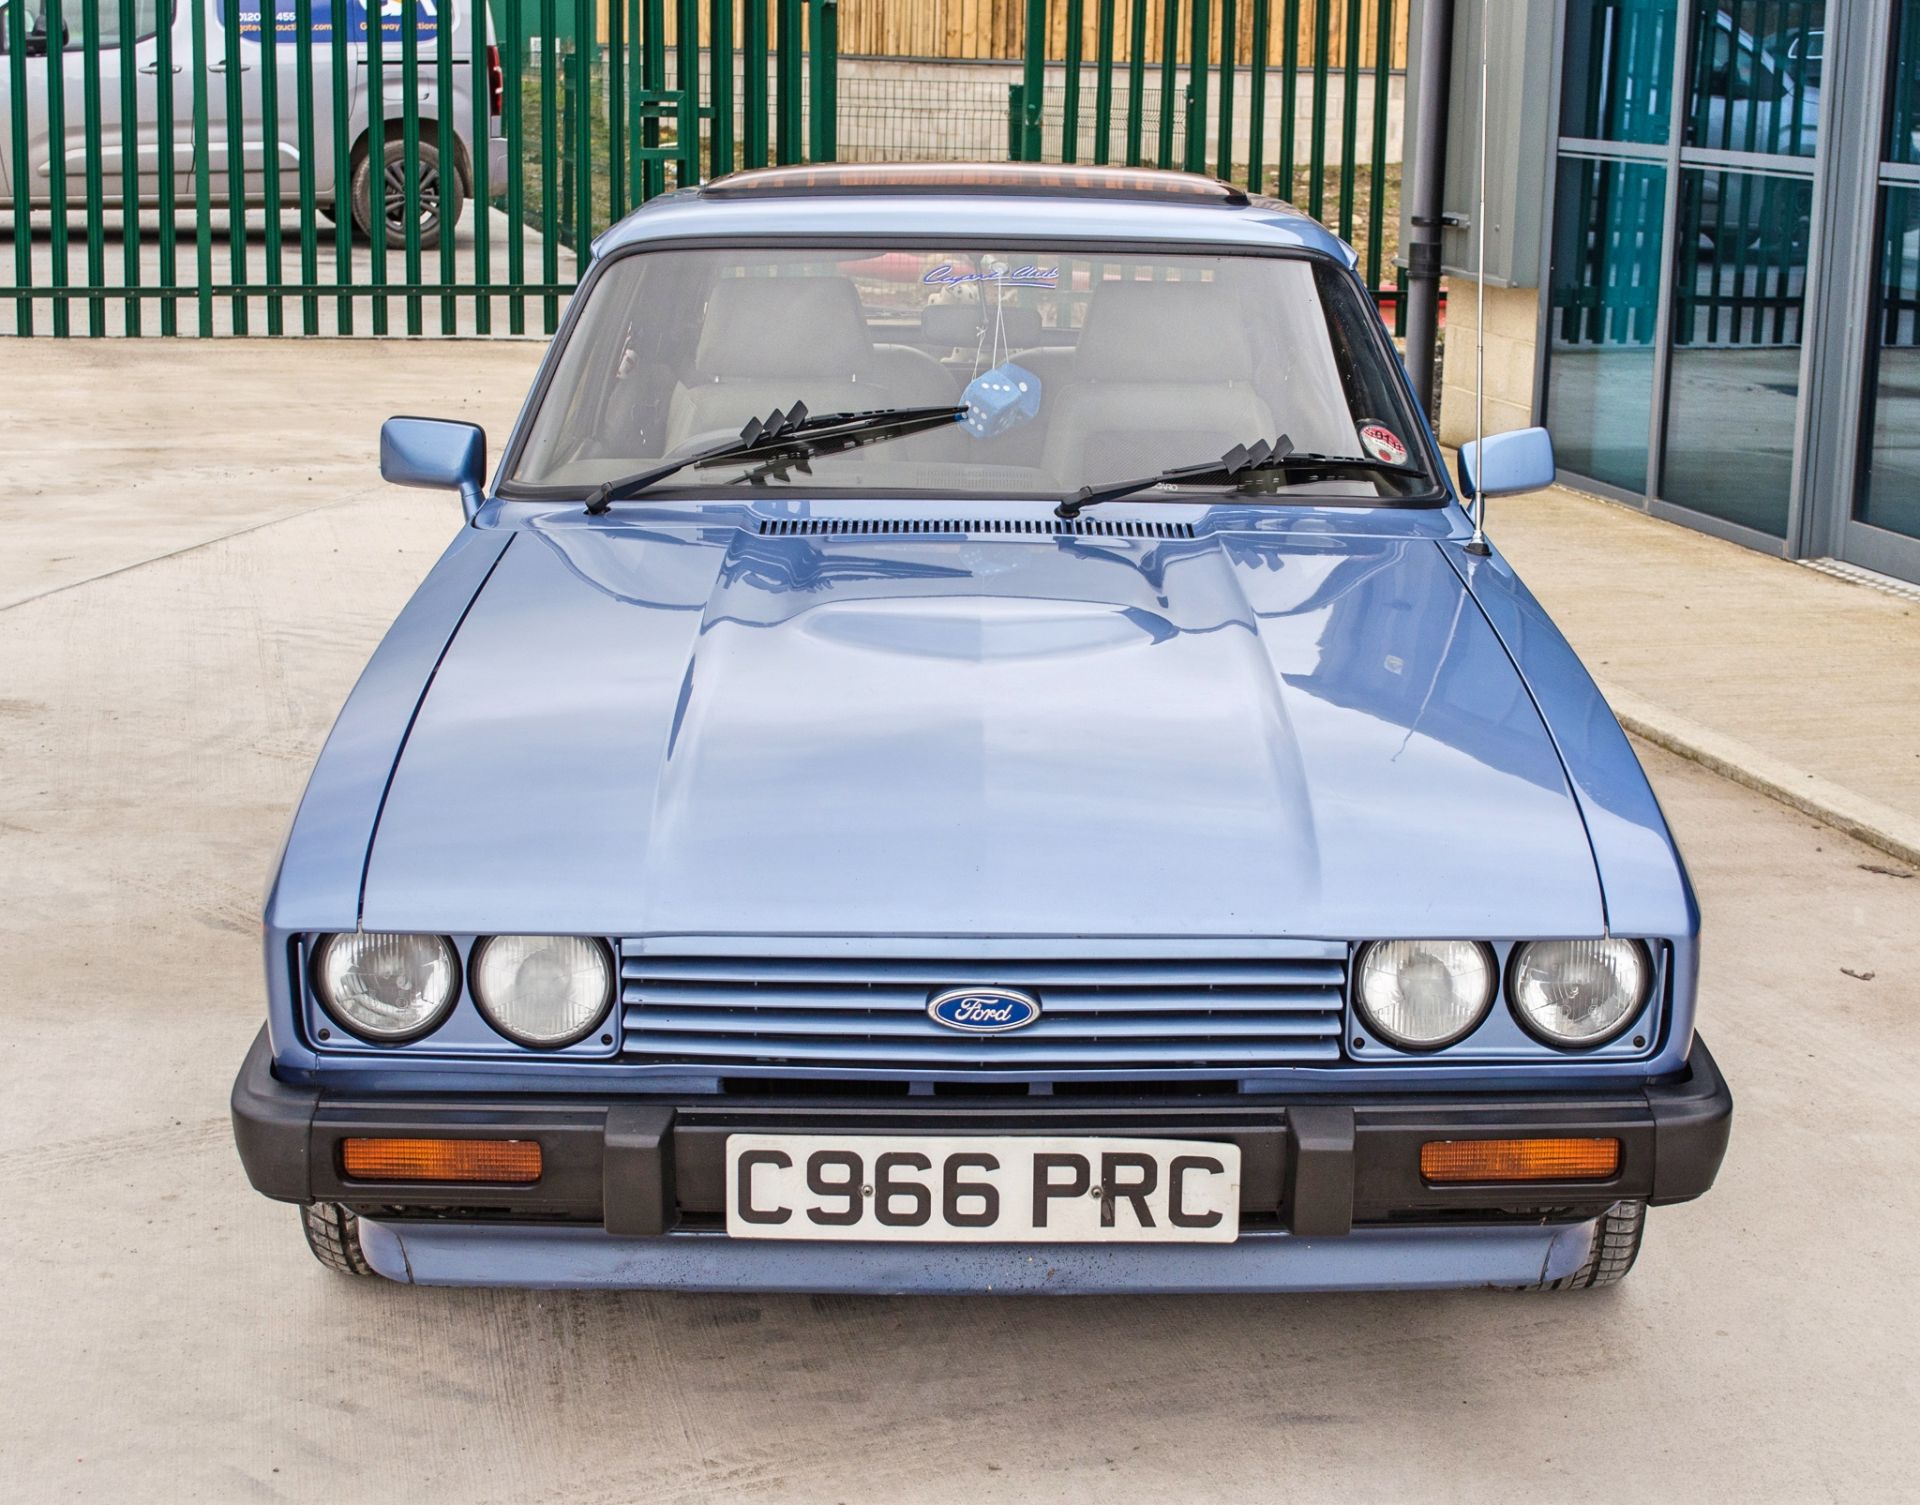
top-left (1508, 939), bottom-right (1652, 1048)
top-left (1353, 940), bottom-right (1496, 1051)
top-left (313, 932), bottom-right (460, 1042)
top-left (471, 935), bottom-right (614, 1048)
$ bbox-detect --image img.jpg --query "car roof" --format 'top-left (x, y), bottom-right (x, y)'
top-left (590, 163), bottom-right (1358, 264)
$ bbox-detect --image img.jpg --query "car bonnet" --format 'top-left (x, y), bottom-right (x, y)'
top-left (355, 510), bottom-right (1608, 941)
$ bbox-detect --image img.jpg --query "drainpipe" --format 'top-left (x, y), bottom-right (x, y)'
top-left (1404, 0), bottom-right (1455, 418)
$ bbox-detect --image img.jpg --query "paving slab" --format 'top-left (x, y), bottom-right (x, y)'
top-left (1487, 480), bottom-right (1920, 863)
top-left (0, 337), bottom-right (542, 610)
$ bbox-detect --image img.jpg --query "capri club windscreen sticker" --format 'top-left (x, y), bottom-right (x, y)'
top-left (1358, 421), bottom-right (1408, 465)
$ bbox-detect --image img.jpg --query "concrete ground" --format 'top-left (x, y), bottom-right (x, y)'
top-left (1493, 481), bottom-right (1920, 866)
top-left (2, 341), bottom-right (1918, 1502)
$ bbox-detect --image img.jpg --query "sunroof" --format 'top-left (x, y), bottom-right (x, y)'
top-left (699, 162), bottom-right (1252, 205)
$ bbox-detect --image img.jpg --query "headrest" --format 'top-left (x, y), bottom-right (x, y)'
top-left (920, 301), bottom-right (1046, 351)
top-left (1074, 280), bottom-right (1255, 381)
top-left (695, 276), bottom-right (874, 378)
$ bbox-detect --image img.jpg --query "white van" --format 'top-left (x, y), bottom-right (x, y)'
top-left (0, 0), bottom-right (508, 247)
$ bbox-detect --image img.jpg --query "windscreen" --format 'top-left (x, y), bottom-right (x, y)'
top-left (508, 244), bottom-right (1436, 502)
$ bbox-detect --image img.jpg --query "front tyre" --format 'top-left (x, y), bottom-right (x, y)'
top-left (1529, 1199), bottom-right (1646, 1291)
top-left (301, 1202), bottom-right (377, 1277)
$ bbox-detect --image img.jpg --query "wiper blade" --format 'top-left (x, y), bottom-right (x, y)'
top-left (1054, 434), bottom-right (1428, 517)
top-left (583, 401), bottom-right (967, 514)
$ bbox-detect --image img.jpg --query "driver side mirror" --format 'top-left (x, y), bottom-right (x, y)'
top-left (1458, 426), bottom-right (1556, 501)
top-left (21, 16), bottom-right (66, 53)
top-left (380, 417), bottom-right (487, 520)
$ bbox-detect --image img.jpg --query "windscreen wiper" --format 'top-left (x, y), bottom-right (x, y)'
top-left (583, 401), bottom-right (967, 514)
top-left (1054, 434), bottom-right (1429, 518)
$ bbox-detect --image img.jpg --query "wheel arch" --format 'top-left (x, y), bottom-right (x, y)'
top-left (347, 118), bottom-right (475, 199)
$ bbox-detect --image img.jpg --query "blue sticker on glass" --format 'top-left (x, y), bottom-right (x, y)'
top-left (962, 362), bottom-right (1042, 439)
top-left (923, 262), bottom-right (1060, 290)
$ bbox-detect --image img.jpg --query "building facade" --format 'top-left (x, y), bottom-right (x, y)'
top-left (1426, 0), bottom-right (1920, 586)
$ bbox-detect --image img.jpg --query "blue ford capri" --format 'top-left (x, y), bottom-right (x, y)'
top-left (231, 163), bottom-right (1731, 1294)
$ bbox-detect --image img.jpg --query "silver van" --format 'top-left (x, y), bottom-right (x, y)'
top-left (0, 0), bottom-right (507, 247)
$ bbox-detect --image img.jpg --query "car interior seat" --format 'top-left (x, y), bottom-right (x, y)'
top-left (665, 276), bottom-right (961, 457)
top-left (1039, 280), bottom-right (1277, 484)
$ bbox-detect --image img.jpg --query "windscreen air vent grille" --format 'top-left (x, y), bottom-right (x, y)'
top-left (755, 517), bottom-right (1196, 539)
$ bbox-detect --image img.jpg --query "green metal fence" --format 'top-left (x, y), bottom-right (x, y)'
top-left (1006, 0), bottom-right (1407, 330)
top-left (3, 0), bottom-right (1409, 339)
top-left (2, 0), bottom-right (838, 336)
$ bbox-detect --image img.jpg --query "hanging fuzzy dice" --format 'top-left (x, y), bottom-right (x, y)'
top-left (961, 362), bottom-right (1043, 439)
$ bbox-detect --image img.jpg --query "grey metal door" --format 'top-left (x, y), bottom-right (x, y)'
top-left (198, 0), bottom-right (341, 199)
top-left (0, 0), bottom-right (188, 200)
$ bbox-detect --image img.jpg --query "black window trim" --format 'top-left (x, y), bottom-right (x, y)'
top-left (10, 0), bottom-right (177, 51)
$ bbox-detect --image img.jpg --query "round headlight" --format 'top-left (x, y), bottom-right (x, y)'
top-left (1354, 940), bottom-right (1496, 1051)
top-left (1509, 939), bottom-right (1651, 1048)
top-left (313, 932), bottom-right (460, 1042)
top-left (471, 935), bottom-right (614, 1048)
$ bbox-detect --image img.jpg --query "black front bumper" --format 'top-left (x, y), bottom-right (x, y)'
top-left (232, 1030), bottom-right (1732, 1237)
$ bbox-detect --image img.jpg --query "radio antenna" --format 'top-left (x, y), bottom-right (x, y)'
top-left (1466, 0), bottom-right (1491, 556)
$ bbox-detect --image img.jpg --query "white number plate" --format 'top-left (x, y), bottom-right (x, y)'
top-left (724, 1134), bottom-right (1241, 1243)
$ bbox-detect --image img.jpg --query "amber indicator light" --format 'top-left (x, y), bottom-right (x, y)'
top-left (1419, 1137), bottom-right (1621, 1184)
top-left (340, 1137), bottom-right (543, 1184)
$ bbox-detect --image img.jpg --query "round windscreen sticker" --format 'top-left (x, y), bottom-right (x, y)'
top-left (1358, 422), bottom-right (1408, 466)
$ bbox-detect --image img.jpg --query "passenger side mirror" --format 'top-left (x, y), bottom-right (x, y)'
top-left (1458, 427), bottom-right (1556, 501)
top-left (380, 417), bottom-right (487, 520)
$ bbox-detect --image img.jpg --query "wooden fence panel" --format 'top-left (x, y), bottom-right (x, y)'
top-left (833, 0), bottom-right (1408, 67)
top-left (585, 1), bottom-right (1408, 68)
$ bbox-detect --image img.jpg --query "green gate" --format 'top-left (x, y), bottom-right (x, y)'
top-left (2, 0), bottom-right (839, 337)
top-left (3, 0), bottom-right (1408, 339)
top-left (1006, 0), bottom-right (1407, 328)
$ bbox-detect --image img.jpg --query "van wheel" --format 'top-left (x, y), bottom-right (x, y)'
top-left (1525, 1200), bottom-right (1646, 1291)
top-left (301, 1202), bottom-right (377, 1276)
top-left (350, 137), bottom-right (463, 250)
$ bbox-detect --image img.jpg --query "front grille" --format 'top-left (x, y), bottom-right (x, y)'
top-left (756, 516), bottom-right (1196, 539)
top-left (618, 950), bottom-right (1347, 1075)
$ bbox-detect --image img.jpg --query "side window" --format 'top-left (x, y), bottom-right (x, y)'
top-left (1706, 25), bottom-right (1734, 87)
top-left (0, 0), bottom-right (50, 50)
top-left (1709, 27), bottom-right (1782, 105)
top-left (74, 0), bottom-right (171, 49)
top-left (1311, 261), bottom-right (1422, 445)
